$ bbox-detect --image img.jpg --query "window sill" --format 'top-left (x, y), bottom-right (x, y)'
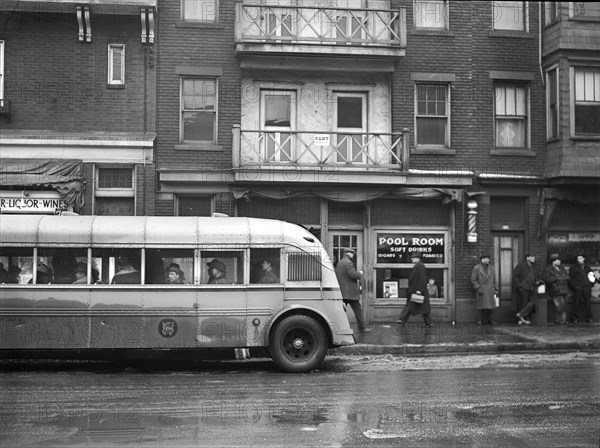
top-left (488, 30), bottom-right (533, 39)
top-left (490, 149), bottom-right (536, 157)
top-left (176, 21), bottom-right (224, 30)
top-left (409, 29), bottom-right (455, 37)
top-left (107, 84), bottom-right (125, 89)
top-left (568, 16), bottom-right (600, 23)
top-left (570, 135), bottom-right (600, 141)
top-left (412, 147), bottom-right (456, 155)
top-left (175, 143), bottom-right (223, 151)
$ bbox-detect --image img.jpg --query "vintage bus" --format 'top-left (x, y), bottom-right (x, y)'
top-left (0, 214), bottom-right (354, 372)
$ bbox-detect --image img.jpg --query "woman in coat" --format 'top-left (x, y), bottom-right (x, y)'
top-left (397, 252), bottom-right (433, 327)
top-left (470, 254), bottom-right (497, 325)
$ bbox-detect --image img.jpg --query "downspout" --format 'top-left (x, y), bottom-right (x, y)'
top-left (539, 2), bottom-right (545, 87)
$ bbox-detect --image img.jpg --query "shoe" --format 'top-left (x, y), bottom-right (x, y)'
top-left (518, 320), bottom-right (524, 326)
top-left (396, 320), bottom-right (405, 325)
top-left (488, 320), bottom-right (497, 325)
top-left (516, 313), bottom-right (528, 324)
top-left (476, 320), bottom-right (483, 325)
top-left (359, 327), bottom-right (372, 333)
top-left (525, 320), bottom-right (531, 325)
top-left (425, 323), bottom-right (434, 328)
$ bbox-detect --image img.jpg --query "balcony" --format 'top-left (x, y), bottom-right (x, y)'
top-left (232, 126), bottom-right (409, 184)
top-left (235, 2), bottom-right (406, 72)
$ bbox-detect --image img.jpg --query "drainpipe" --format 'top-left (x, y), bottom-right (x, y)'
top-left (539, 2), bottom-right (546, 87)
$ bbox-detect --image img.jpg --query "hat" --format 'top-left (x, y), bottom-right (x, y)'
top-left (525, 252), bottom-right (535, 258)
top-left (480, 254), bottom-right (490, 260)
top-left (576, 252), bottom-right (586, 258)
top-left (411, 252), bottom-right (423, 259)
top-left (207, 259), bottom-right (226, 273)
top-left (549, 253), bottom-right (560, 261)
top-left (37, 262), bottom-right (50, 273)
top-left (74, 262), bottom-right (87, 274)
top-left (167, 264), bottom-right (184, 277)
top-left (343, 249), bottom-right (355, 255)
top-left (116, 256), bottom-right (132, 268)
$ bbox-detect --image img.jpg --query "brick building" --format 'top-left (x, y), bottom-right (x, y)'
top-left (0, 0), bottom-right (157, 216)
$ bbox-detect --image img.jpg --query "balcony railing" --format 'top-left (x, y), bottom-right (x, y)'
top-left (235, 2), bottom-right (406, 49)
top-left (233, 127), bottom-right (409, 172)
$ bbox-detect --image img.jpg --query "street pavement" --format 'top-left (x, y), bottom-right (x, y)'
top-left (332, 321), bottom-right (600, 356)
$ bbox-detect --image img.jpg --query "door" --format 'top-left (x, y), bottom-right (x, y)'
top-left (330, 231), bottom-right (364, 323)
top-left (334, 92), bottom-right (367, 164)
top-left (493, 233), bottom-right (524, 302)
top-left (261, 90), bottom-right (295, 162)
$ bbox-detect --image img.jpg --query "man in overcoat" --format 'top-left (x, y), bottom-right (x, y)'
top-left (470, 254), bottom-right (497, 325)
top-left (544, 253), bottom-right (568, 324)
top-left (396, 252), bottom-right (433, 327)
top-left (568, 252), bottom-right (595, 324)
top-left (335, 249), bottom-right (371, 333)
top-left (514, 252), bottom-right (537, 325)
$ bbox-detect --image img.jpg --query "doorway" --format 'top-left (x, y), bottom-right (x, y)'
top-left (493, 233), bottom-right (524, 302)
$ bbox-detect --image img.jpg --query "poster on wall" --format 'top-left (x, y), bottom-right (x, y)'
top-left (383, 281), bottom-right (398, 298)
top-left (377, 233), bottom-right (446, 264)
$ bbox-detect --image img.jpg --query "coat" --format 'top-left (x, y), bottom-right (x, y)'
top-left (470, 262), bottom-right (497, 310)
top-left (544, 265), bottom-right (569, 296)
top-left (335, 256), bottom-right (361, 301)
top-left (407, 261), bottom-right (430, 315)
top-left (569, 263), bottom-right (593, 289)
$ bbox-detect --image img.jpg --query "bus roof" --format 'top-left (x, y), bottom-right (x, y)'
top-left (0, 214), bottom-right (320, 248)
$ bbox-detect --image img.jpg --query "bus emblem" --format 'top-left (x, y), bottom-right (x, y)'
top-left (158, 319), bottom-right (178, 338)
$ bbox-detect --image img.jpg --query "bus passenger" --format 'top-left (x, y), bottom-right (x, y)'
top-left (6, 265), bottom-right (21, 284)
top-left (29, 262), bottom-right (53, 284)
top-left (257, 259), bottom-right (279, 283)
top-left (166, 263), bottom-right (185, 284)
top-left (112, 257), bottom-right (141, 284)
top-left (0, 263), bottom-right (7, 283)
top-left (73, 263), bottom-right (88, 284)
top-left (207, 259), bottom-right (227, 284)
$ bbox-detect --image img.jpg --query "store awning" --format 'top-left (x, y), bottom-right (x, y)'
top-left (0, 159), bottom-right (85, 212)
top-left (232, 187), bottom-right (462, 204)
top-left (538, 187), bottom-right (600, 237)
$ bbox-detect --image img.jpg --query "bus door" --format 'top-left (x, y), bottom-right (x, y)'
top-left (196, 249), bottom-right (248, 348)
top-left (246, 248), bottom-right (284, 347)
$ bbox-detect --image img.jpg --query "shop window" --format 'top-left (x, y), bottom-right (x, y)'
top-left (494, 83), bottom-right (529, 149)
top-left (146, 249), bottom-right (194, 284)
top-left (415, 83), bottom-right (449, 147)
top-left (181, 78), bottom-right (217, 143)
top-left (91, 248), bottom-right (141, 285)
top-left (414, 0), bottom-right (448, 29)
top-left (493, 1), bottom-right (527, 31)
top-left (182, 0), bottom-right (218, 22)
top-left (250, 248), bottom-right (281, 284)
top-left (376, 268), bottom-right (445, 300)
top-left (546, 67), bottom-right (559, 140)
top-left (573, 67), bottom-right (600, 136)
top-left (0, 247), bottom-right (33, 284)
top-left (107, 44), bottom-right (125, 86)
top-left (177, 196), bottom-right (212, 216)
top-left (95, 166), bottom-right (135, 216)
top-left (200, 250), bottom-right (244, 284)
top-left (570, 2), bottom-right (600, 20)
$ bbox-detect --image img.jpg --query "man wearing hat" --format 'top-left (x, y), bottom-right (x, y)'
top-left (470, 254), bottom-right (498, 325)
top-left (112, 256), bottom-right (141, 284)
top-left (73, 262), bottom-right (89, 284)
top-left (28, 261), bottom-right (53, 284)
top-left (568, 252), bottom-right (596, 324)
top-left (514, 252), bottom-right (538, 325)
top-left (207, 259), bottom-right (228, 284)
top-left (166, 263), bottom-right (185, 284)
top-left (396, 251), bottom-right (433, 327)
top-left (544, 253), bottom-right (568, 324)
top-left (335, 249), bottom-right (371, 333)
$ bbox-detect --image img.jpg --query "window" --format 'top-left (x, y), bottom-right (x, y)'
top-left (95, 166), bottom-right (135, 216)
top-left (200, 250), bottom-right (244, 284)
top-left (108, 44), bottom-right (125, 85)
top-left (0, 40), bottom-right (4, 106)
top-left (493, 1), bottom-right (527, 31)
top-left (495, 83), bottom-right (529, 148)
top-left (414, 0), bottom-right (448, 29)
top-left (92, 248), bottom-right (141, 284)
top-left (146, 249), bottom-right (194, 285)
top-left (570, 2), bottom-right (600, 20)
top-left (573, 67), bottom-right (600, 135)
top-left (0, 247), bottom-right (33, 284)
top-left (261, 90), bottom-right (295, 162)
top-left (544, 1), bottom-right (558, 25)
top-left (182, 0), bottom-right (218, 22)
top-left (546, 67), bottom-right (559, 139)
top-left (181, 78), bottom-right (217, 143)
top-left (416, 84), bottom-right (449, 147)
top-left (250, 248), bottom-right (281, 284)
top-left (177, 196), bottom-right (212, 216)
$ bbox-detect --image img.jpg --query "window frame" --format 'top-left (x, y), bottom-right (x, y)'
top-left (414, 0), bottom-right (449, 30)
top-left (493, 1), bottom-right (529, 32)
top-left (181, 0), bottom-right (219, 22)
top-left (176, 195), bottom-right (214, 217)
top-left (494, 82), bottom-right (531, 149)
top-left (546, 66), bottom-right (559, 140)
top-left (93, 165), bottom-right (136, 216)
top-left (107, 44), bottom-right (125, 86)
top-left (414, 82), bottom-right (451, 149)
top-left (571, 66), bottom-right (600, 137)
top-left (0, 40), bottom-right (4, 105)
top-left (544, 1), bottom-right (559, 26)
top-left (180, 77), bottom-right (218, 144)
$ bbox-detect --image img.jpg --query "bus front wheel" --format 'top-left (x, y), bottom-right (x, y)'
top-left (269, 315), bottom-right (328, 373)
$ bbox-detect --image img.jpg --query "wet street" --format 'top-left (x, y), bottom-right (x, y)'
top-left (1, 352), bottom-right (599, 447)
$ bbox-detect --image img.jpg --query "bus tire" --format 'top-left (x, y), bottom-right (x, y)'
top-left (269, 315), bottom-right (328, 373)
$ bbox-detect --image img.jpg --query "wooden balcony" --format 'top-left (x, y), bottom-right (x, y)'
top-left (235, 2), bottom-right (406, 71)
top-left (232, 126), bottom-right (409, 184)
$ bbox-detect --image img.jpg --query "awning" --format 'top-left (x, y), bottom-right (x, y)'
top-left (232, 187), bottom-right (462, 204)
top-left (538, 187), bottom-right (600, 237)
top-left (0, 159), bottom-right (85, 212)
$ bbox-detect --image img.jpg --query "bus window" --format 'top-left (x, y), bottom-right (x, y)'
top-left (145, 249), bottom-right (193, 284)
top-left (201, 251), bottom-right (244, 285)
top-left (250, 248), bottom-right (281, 284)
top-left (287, 252), bottom-right (322, 282)
top-left (0, 247), bottom-right (33, 284)
top-left (37, 248), bottom-right (89, 284)
top-left (91, 248), bottom-right (142, 285)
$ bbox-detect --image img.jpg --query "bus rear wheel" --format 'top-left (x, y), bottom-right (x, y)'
top-left (269, 315), bottom-right (328, 373)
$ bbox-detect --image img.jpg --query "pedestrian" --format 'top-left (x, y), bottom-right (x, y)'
top-left (335, 249), bottom-right (371, 333)
top-left (568, 252), bottom-right (596, 324)
top-left (166, 263), bottom-right (185, 284)
top-left (207, 259), bottom-right (228, 284)
top-left (514, 252), bottom-right (538, 325)
top-left (470, 254), bottom-right (498, 325)
top-left (544, 253), bottom-right (569, 324)
top-left (396, 252), bottom-right (433, 327)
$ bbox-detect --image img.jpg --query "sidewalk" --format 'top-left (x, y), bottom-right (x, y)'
top-left (332, 322), bottom-right (600, 356)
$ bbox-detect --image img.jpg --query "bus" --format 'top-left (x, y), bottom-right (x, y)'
top-left (0, 214), bottom-right (355, 372)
